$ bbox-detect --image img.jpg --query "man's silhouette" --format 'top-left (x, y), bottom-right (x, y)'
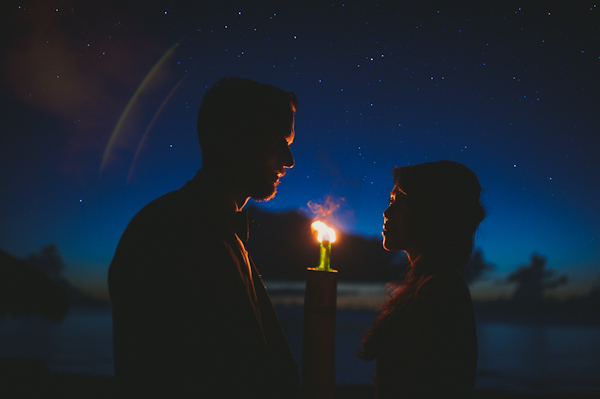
top-left (108, 77), bottom-right (299, 398)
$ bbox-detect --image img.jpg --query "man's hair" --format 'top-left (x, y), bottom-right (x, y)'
top-left (196, 77), bottom-right (297, 163)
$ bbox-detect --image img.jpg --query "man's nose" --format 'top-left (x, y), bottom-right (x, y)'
top-left (281, 145), bottom-right (294, 168)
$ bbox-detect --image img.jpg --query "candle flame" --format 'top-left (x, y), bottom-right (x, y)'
top-left (311, 221), bottom-right (337, 243)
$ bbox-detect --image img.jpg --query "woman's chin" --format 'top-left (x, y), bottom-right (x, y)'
top-left (382, 236), bottom-right (395, 251)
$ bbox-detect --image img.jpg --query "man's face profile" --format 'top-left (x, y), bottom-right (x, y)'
top-left (243, 127), bottom-right (295, 202)
top-left (196, 78), bottom-right (298, 203)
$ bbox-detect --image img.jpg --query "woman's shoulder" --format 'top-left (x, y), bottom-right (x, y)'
top-left (412, 272), bottom-right (475, 327)
top-left (415, 272), bottom-right (471, 302)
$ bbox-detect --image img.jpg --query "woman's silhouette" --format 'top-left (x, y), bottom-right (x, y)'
top-left (359, 160), bottom-right (485, 398)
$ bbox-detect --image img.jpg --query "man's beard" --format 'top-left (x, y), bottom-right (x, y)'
top-left (238, 157), bottom-right (283, 202)
top-left (249, 177), bottom-right (279, 202)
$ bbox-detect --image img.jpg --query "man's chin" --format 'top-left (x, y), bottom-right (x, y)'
top-left (250, 182), bottom-right (278, 202)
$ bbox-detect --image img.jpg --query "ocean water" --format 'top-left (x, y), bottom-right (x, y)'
top-left (1, 284), bottom-right (599, 394)
top-left (0, 306), bottom-right (114, 376)
top-left (474, 320), bottom-right (600, 393)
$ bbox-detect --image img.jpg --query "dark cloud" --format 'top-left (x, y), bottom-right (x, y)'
top-left (246, 206), bottom-right (401, 282)
top-left (23, 244), bottom-right (106, 307)
top-left (463, 249), bottom-right (494, 285)
top-left (25, 243), bottom-right (65, 280)
top-left (0, 247), bottom-right (69, 321)
top-left (1, 1), bottom-right (175, 179)
top-left (506, 253), bottom-right (568, 304)
top-left (472, 254), bottom-right (600, 325)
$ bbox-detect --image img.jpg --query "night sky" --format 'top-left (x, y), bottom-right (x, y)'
top-left (1, 1), bottom-right (598, 301)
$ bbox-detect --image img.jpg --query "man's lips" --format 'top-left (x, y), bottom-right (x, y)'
top-left (272, 170), bottom-right (285, 183)
top-left (269, 170), bottom-right (285, 185)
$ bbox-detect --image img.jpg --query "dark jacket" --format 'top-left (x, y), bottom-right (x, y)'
top-left (108, 171), bottom-right (299, 398)
top-left (373, 273), bottom-right (477, 398)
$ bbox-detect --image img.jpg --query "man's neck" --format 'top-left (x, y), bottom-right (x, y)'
top-left (199, 166), bottom-right (250, 213)
top-left (235, 196), bottom-right (250, 212)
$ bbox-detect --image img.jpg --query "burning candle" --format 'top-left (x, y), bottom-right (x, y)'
top-left (304, 220), bottom-right (338, 399)
top-left (311, 221), bottom-right (337, 271)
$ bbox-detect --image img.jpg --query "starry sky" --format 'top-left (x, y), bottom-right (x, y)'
top-left (1, 0), bottom-right (598, 301)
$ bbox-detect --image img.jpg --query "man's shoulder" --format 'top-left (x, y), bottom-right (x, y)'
top-left (109, 185), bottom-right (235, 273)
top-left (127, 184), bottom-right (218, 231)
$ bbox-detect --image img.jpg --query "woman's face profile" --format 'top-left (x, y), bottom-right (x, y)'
top-left (382, 186), bottom-right (419, 253)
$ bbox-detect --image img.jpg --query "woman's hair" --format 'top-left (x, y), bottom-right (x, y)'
top-left (358, 160), bottom-right (485, 360)
top-left (393, 160), bottom-right (485, 269)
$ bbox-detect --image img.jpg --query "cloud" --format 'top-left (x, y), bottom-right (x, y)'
top-left (463, 249), bottom-right (494, 285)
top-left (25, 243), bottom-right (65, 280)
top-left (473, 257), bottom-right (599, 324)
top-left (246, 206), bottom-right (401, 282)
top-left (1, 2), bottom-right (173, 179)
top-left (506, 253), bottom-right (568, 304)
